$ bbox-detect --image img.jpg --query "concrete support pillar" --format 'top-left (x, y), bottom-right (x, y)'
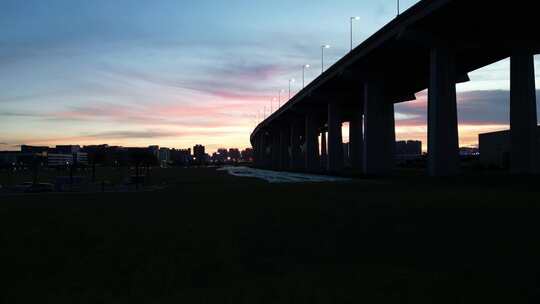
top-left (428, 47), bottom-right (459, 176)
top-left (271, 131), bottom-right (280, 170)
top-left (305, 112), bottom-right (320, 172)
top-left (349, 103), bottom-right (364, 171)
top-left (254, 133), bottom-right (262, 167)
top-left (510, 50), bottom-right (538, 174)
top-left (327, 103), bottom-right (344, 172)
top-left (251, 141), bottom-right (257, 166)
top-left (321, 131), bottom-right (327, 168)
top-left (259, 133), bottom-right (268, 168)
top-left (363, 79), bottom-right (395, 175)
top-left (290, 121), bottom-right (303, 170)
top-left (279, 125), bottom-right (290, 170)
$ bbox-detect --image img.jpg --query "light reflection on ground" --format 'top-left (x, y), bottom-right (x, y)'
top-left (217, 166), bottom-right (351, 183)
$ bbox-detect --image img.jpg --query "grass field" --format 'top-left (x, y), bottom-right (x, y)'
top-left (0, 165), bottom-right (165, 189)
top-left (1, 167), bottom-right (540, 303)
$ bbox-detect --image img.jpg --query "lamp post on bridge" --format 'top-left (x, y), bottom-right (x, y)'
top-left (272, 97), bottom-right (277, 112)
top-left (397, 0), bottom-right (400, 16)
top-left (302, 64), bottom-right (310, 88)
top-left (350, 17), bottom-right (360, 51)
top-left (278, 89), bottom-right (284, 108)
top-left (321, 44), bottom-right (330, 74)
top-left (288, 78), bottom-right (295, 100)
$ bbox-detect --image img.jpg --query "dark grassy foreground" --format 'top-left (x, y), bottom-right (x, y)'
top-left (1, 167), bottom-right (540, 303)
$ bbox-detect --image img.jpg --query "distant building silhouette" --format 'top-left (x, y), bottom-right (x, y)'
top-left (4, 143), bottom-right (254, 169)
top-left (83, 144), bottom-right (126, 166)
top-left (228, 148), bottom-right (240, 162)
top-left (193, 145), bottom-right (205, 164)
top-left (21, 145), bottom-right (49, 154)
top-left (479, 127), bottom-right (540, 168)
top-left (148, 145), bottom-right (159, 158)
top-left (241, 148), bottom-right (253, 162)
top-left (54, 145), bottom-right (81, 154)
top-left (47, 153), bottom-right (77, 167)
top-left (15, 145), bottom-right (88, 167)
top-left (170, 148), bottom-right (191, 166)
top-left (394, 140), bottom-right (422, 165)
top-left (396, 140), bottom-right (422, 157)
top-left (0, 151), bottom-right (19, 167)
top-left (158, 147), bottom-right (170, 167)
top-left (216, 148), bottom-right (228, 162)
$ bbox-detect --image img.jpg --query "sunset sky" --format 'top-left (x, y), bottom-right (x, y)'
top-left (1, 0), bottom-right (539, 153)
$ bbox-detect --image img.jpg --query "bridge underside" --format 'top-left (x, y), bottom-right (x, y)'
top-left (251, 0), bottom-right (540, 176)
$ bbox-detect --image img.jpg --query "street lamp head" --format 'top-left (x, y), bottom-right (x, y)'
top-left (304, 64), bottom-right (311, 68)
top-left (322, 44), bottom-right (331, 49)
top-left (351, 16), bottom-right (360, 20)
top-left (290, 78), bottom-right (295, 82)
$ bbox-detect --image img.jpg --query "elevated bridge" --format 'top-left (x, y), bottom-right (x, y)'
top-left (251, 0), bottom-right (539, 176)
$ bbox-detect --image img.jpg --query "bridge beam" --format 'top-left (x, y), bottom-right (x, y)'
top-left (290, 121), bottom-right (303, 170)
top-left (327, 103), bottom-right (344, 172)
top-left (305, 112), bottom-right (320, 172)
top-left (510, 50), bottom-right (538, 174)
top-left (428, 47), bottom-right (460, 176)
top-left (349, 102), bottom-right (364, 171)
top-left (279, 125), bottom-right (291, 171)
top-left (363, 79), bottom-right (395, 175)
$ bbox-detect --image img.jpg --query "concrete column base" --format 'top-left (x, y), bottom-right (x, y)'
top-left (290, 122), bottom-right (303, 170)
top-left (279, 125), bottom-right (291, 170)
top-left (349, 103), bottom-right (364, 171)
top-left (271, 131), bottom-right (280, 170)
top-left (305, 113), bottom-right (320, 172)
top-left (327, 103), bottom-right (344, 172)
top-left (320, 131), bottom-right (327, 169)
top-left (363, 79), bottom-right (395, 175)
top-left (260, 133), bottom-right (270, 168)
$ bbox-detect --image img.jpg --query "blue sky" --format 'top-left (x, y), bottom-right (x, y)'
top-left (0, 0), bottom-right (538, 152)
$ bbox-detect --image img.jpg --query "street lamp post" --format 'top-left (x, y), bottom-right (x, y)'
top-left (273, 97), bottom-right (278, 111)
top-left (302, 64), bottom-right (310, 88)
top-left (397, 0), bottom-right (400, 16)
top-left (350, 17), bottom-right (360, 51)
top-left (288, 78), bottom-right (295, 100)
top-left (321, 44), bottom-right (330, 74)
top-left (278, 89), bottom-right (284, 108)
